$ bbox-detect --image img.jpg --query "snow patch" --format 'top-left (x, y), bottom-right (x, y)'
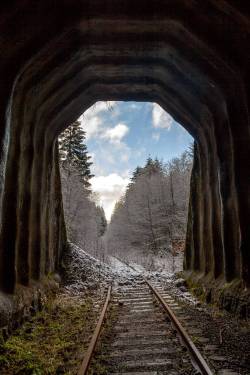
top-left (62, 243), bottom-right (141, 295)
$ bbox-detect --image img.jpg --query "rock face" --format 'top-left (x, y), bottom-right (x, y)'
top-left (0, 1), bottom-right (249, 314)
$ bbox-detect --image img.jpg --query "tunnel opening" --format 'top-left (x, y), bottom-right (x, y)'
top-left (58, 101), bottom-right (193, 273)
top-left (0, 2), bottom-right (249, 325)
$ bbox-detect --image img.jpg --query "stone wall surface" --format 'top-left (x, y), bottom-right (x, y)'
top-left (0, 1), bottom-right (249, 321)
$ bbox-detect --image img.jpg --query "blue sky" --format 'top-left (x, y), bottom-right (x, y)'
top-left (79, 101), bottom-right (193, 219)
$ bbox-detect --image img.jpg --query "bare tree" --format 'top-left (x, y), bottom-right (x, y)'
top-left (106, 150), bottom-right (193, 270)
top-left (60, 167), bottom-right (107, 259)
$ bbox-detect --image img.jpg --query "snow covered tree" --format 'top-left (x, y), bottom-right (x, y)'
top-left (58, 120), bottom-right (107, 260)
top-left (59, 120), bottom-right (93, 187)
top-left (96, 206), bottom-right (107, 236)
top-left (105, 150), bottom-right (193, 269)
top-left (60, 166), bottom-right (108, 259)
top-left (131, 166), bottom-right (143, 182)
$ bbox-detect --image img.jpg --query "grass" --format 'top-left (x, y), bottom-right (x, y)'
top-left (87, 305), bottom-right (119, 375)
top-left (0, 292), bottom-right (98, 374)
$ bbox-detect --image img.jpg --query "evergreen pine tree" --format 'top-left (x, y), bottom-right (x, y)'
top-left (131, 166), bottom-right (143, 182)
top-left (144, 156), bottom-right (164, 176)
top-left (96, 206), bottom-right (107, 236)
top-left (59, 120), bottom-right (94, 187)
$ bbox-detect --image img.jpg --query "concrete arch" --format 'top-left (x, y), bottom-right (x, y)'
top-left (0, 1), bottom-right (249, 316)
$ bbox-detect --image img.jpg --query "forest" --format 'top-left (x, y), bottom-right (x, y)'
top-left (59, 120), bottom-right (107, 260)
top-left (59, 119), bottom-right (193, 271)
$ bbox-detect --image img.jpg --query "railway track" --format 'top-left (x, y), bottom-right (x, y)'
top-left (79, 277), bottom-right (215, 375)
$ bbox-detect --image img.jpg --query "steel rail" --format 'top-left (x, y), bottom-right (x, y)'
top-left (146, 280), bottom-right (214, 375)
top-left (78, 286), bottom-right (111, 375)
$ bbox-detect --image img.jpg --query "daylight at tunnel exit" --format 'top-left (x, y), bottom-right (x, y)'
top-left (0, 2), bottom-right (249, 375)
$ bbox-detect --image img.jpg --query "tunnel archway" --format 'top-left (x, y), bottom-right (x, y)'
top-left (0, 2), bottom-right (249, 315)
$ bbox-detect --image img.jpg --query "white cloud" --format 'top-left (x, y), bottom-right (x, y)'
top-left (134, 147), bottom-right (146, 158)
top-left (105, 152), bottom-right (116, 165)
top-left (152, 133), bottom-right (160, 141)
top-left (80, 101), bottom-right (118, 140)
top-left (82, 116), bottom-right (103, 140)
top-left (87, 101), bottom-right (112, 115)
top-left (121, 169), bottom-right (131, 178)
top-left (121, 152), bottom-right (130, 162)
top-left (90, 173), bottom-right (130, 220)
top-left (102, 123), bottom-right (129, 145)
top-left (91, 164), bottom-right (106, 176)
top-left (152, 103), bottom-right (173, 130)
top-left (106, 101), bottom-right (117, 109)
top-left (130, 103), bottom-right (140, 109)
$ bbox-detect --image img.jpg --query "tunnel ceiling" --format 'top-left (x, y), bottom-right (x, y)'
top-left (1, 1), bottom-right (249, 147)
top-left (0, 0), bottom-right (249, 311)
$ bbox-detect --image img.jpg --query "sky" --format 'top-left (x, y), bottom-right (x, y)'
top-left (79, 101), bottom-right (193, 221)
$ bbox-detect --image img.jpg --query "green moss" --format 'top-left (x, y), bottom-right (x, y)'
top-left (88, 305), bottom-right (119, 375)
top-left (0, 294), bottom-right (98, 374)
top-left (191, 335), bottom-right (199, 343)
top-left (185, 280), bottom-right (205, 301)
top-left (175, 271), bottom-right (184, 279)
top-left (220, 278), bottom-right (242, 292)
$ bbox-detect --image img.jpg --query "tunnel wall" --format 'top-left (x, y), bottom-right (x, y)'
top-left (0, 1), bottom-right (249, 324)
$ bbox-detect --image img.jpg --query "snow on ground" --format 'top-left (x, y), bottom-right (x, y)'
top-left (62, 243), bottom-right (141, 295)
top-left (107, 256), bottom-right (140, 277)
top-left (110, 255), bottom-right (199, 306)
top-left (62, 242), bottom-right (198, 305)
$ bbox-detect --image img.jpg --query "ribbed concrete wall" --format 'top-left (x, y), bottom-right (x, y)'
top-left (0, 1), bottom-right (249, 313)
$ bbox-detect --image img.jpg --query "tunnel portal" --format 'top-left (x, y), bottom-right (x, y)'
top-left (0, 1), bottom-right (249, 320)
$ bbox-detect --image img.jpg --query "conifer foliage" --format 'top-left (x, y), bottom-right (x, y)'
top-left (106, 150), bottom-right (193, 267)
top-left (58, 120), bottom-right (107, 259)
top-left (59, 120), bottom-right (93, 187)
